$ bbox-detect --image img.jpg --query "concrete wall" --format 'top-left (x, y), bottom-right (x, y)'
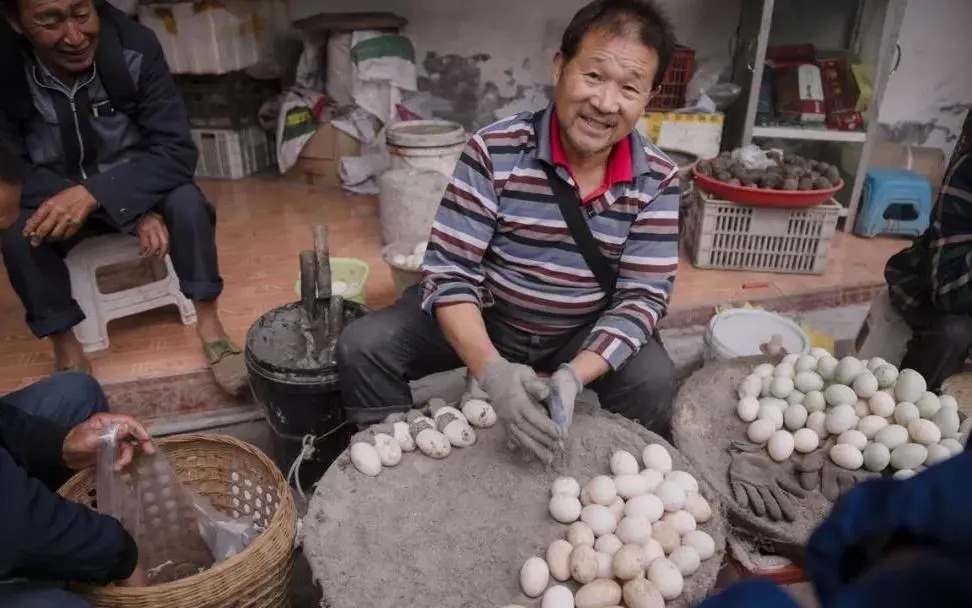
top-left (289, 0), bottom-right (741, 130)
top-left (876, 0), bottom-right (972, 157)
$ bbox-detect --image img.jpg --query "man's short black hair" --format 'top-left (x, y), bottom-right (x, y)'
top-left (0, 138), bottom-right (25, 186)
top-left (560, 0), bottom-right (677, 88)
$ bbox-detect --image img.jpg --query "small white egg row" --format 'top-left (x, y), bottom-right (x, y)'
top-left (348, 397), bottom-right (496, 476)
top-left (392, 240), bottom-right (429, 270)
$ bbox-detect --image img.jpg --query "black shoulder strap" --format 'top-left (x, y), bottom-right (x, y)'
top-left (93, 0), bottom-right (138, 116)
top-left (542, 164), bottom-right (618, 297)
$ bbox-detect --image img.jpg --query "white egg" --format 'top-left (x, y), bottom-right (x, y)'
top-left (737, 397), bottom-right (760, 422)
top-left (612, 544), bottom-right (647, 580)
top-left (642, 443), bottom-right (673, 473)
top-left (825, 405), bottom-right (858, 435)
top-left (835, 356), bottom-right (865, 386)
top-left (770, 376), bottom-right (795, 399)
top-left (610, 450), bottom-right (641, 475)
top-left (863, 442), bottom-right (891, 472)
top-left (852, 373), bottom-right (879, 399)
top-left (392, 421), bottom-right (416, 452)
top-left (541, 585), bottom-right (574, 608)
top-left (816, 356), bottom-right (839, 381)
top-left (830, 444), bottom-right (864, 470)
top-left (550, 493), bottom-right (583, 523)
top-left (786, 390), bottom-right (806, 407)
top-left (908, 419), bottom-right (942, 445)
top-left (793, 428), bottom-right (820, 453)
top-left (925, 443), bottom-right (952, 466)
top-left (810, 347), bottom-right (831, 358)
top-left (415, 428), bottom-right (451, 458)
top-left (875, 424), bottom-right (910, 450)
top-left (668, 545), bottom-right (701, 576)
top-left (643, 538), bottom-right (665, 564)
top-left (915, 392), bottom-right (942, 419)
top-left (869, 391), bottom-right (896, 417)
top-left (940, 394), bottom-right (959, 410)
top-left (664, 470), bottom-right (699, 494)
top-left (837, 429), bottom-right (868, 451)
top-left (873, 365), bottom-right (899, 389)
top-left (580, 504), bottom-right (617, 537)
top-left (639, 468), bottom-right (665, 492)
top-left (893, 469), bottom-right (916, 480)
top-left (569, 544), bottom-right (599, 584)
top-left (615, 517), bottom-right (653, 546)
top-left (552, 476), bottom-right (581, 497)
top-left (806, 411), bottom-right (829, 439)
top-left (760, 376), bottom-right (774, 397)
top-left (614, 474), bottom-right (651, 500)
top-left (747, 419), bottom-right (776, 443)
top-left (566, 522), bottom-right (596, 546)
top-left (520, 556), bottom-right (549, 598)
top-left (783, 404), bottom-right (809, 431)
top-left (651, 521), bottom-right (681, 554)
top-left (894, 369), bottom-right (927, 403)
top-left (595, 551), bottom-right (613, 579)
top-left (461, 399), bottom-right (497, 428)
top-left (349, 442), bottom-right (382, 476)
top-left (654, 481), bottom-right (687, 512)
top-left (853, 400), bottom-right (871, 418)
top-left (373, 432), bottom-right (403, 466)
top-left (942, 438), bottom-right (965, 455)
top-left (890, 443), bottom-right (928, 470)
top-left (795, 354), bottom-right (819, 373)
top-left (825, 384), bottom-right (858, 407)
top-left (622, 577), bottom-right (664, 608)
top-left (753, 363), bottom-right (776, 377)
top-left (661, 510), bottom-right (696, 535)
top-left (585, 476), bottom-right (618, 506)
top-left (547, 539), bottom-right (574, 582)
top-left (933, 407), bottom-right (961, 438)
top-left (737, 374), bottom-right (763, 398)
top-left (894, 402), bottom-right (921, 426)
top-left (608, 496), bottom-right (625, 523)
top-left (767, 430), bottom-right (795, 462)
top-left (682, 492), bottom-right (712, 523)
top-left (392, 254), bottom-right (407, 265)
top-left (331, 280), bottom-right (348, 296)
top-left (794, 371), bottom-right (824, 393)
top-left (857, 415), bottom-right (889, 439)
top-left (624, 493), bottom-right (665, 522)
top-left (647, 558), bottom-right (684, 600)
top-left (682, 530), bottom-right (717, 560)
top-left (803, 390), bottom-right (826, 413)
top-left (595, 533), bottom-right (624, 555)
top-left (574, 580), bottom-right (621, 607)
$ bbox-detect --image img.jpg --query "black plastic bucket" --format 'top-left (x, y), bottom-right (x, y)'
top-left (244, 300), bottom-right (369, 487)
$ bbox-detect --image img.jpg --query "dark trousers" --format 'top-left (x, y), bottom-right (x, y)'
top-left (899, 308), bottom-right (972, 392)
top-left (0, 372), bottom-right (108, 607)
top-left (0, 183), bottom-right (223, 338)
top-left (336, 286), bottom-right (677, 437)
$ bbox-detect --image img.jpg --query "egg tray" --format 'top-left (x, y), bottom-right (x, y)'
top-left (671, 355), bottom-right (833, 553)
top-left (302, 405), bottom-right (728, 607)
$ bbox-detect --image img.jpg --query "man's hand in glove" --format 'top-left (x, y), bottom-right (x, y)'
top-left (794, 439), bottom-right (878, 502)
top-left (480, 358), bottom-right (562, 464)
top-left (546, 363), bottom-right (582, 436)
top-left (728, 440), bottom-right (808, 522)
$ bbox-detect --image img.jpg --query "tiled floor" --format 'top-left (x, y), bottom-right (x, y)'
top-left (0, 176), bottom-right (908, 393)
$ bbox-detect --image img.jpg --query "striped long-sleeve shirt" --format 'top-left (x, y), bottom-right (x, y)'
top-left (420, 103), bottom-right (680, 370)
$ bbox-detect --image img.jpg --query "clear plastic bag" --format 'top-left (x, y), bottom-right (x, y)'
top-left (95, 425), bottom-right (261, 584)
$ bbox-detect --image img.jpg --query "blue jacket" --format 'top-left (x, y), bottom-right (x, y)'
top-left (0, 402), bottom-right (137, 584)
top-left (0, 0), bottom-right (197, 232)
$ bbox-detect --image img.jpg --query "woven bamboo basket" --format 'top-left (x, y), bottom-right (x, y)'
top-left (58, 433), bottom-right (297, 608)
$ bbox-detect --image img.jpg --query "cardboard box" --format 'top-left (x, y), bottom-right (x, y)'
top-left (286, 121), bottom-right (362, 187)
top-left (869, 141), bottom-right (946, 198)
top-left (637, 112), bottom-right (724, 160)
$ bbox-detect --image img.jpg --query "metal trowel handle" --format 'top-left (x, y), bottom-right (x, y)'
top-left (299, 250), bottom-right (318, 320)
top-left (546, 388), bottom-right (569, 434)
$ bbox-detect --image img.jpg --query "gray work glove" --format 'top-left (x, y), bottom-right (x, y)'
top-left (794, 439), bottom-right (879, 502)
top-left (480, 358), bottom-right (561, 464)
top-left (546, 363), bottom-right (582, 436)
top-left (728, 440), bottom-right (808, 522)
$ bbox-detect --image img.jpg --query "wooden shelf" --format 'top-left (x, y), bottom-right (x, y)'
top-left (752, 125), bottom-right (868, 143)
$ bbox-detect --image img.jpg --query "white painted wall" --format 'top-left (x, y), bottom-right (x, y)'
top-left (289, 0), bottom-right (741, 129)
top-left (876, 0), bottom-right (972, 155)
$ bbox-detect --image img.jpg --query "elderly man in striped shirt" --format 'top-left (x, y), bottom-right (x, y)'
top-left (339, 0), bottom-right (681, 463)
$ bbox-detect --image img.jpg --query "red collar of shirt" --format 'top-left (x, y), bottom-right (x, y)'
top-left (549, 111), bottom-right (634, 205)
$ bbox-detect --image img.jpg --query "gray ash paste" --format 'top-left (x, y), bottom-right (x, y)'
top-left (246, 302), bottom-right (357, 371)
top-left (303, 404), bottom-right (727, 608)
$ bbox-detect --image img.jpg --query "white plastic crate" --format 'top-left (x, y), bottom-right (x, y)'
top-left (192, 126), bottom-right (274, 179)
top-left (686, 190), bottom-right (841, 275)
top-left (138, 0), bottom-right (289, 74)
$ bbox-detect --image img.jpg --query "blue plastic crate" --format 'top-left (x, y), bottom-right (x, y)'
top-left (854, 167), bottom-right (932, 238)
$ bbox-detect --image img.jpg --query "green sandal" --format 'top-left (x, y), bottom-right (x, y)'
top-left (54, 362), bottom-right (92, 375)
top-left (204, 338), bottom-right (248, 395)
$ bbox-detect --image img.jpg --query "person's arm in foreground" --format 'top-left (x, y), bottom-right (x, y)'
top-left (925, 154), bottom-right (972, 314)
top-left (421, 134), bottom-right (559, 460)
top-left (0, 403), bottom-right (153, 585)
top-left (24, 26), bottom-right (198, 242)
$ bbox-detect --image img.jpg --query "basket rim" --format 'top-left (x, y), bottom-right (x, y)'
top-left (57, 432), bottom-right (296, 599)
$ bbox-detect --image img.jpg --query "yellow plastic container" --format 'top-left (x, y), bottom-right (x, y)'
top-left (294, 257), bottom-right (370, 305)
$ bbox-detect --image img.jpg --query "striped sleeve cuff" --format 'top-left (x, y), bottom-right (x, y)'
top-left (420, 280), bottom-right (495, 316)
top-left (581, 329), bottom-right (638, 371)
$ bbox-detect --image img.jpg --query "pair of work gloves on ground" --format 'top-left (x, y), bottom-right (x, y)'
top-left (478, 358), bottom-right (582, 464)
top-left (728, 438), bottom-right (877, 522)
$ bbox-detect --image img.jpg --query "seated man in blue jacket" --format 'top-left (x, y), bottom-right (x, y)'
top-left (0, 371), bottom-right (153, 607)
top-left (703, 435), bottom-right (972, 608)
top-left (0, 0), bottom-right (244, 393)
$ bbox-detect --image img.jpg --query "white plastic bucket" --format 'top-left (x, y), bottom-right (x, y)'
top-left (378, 168), bottom-right (450, 245)
top-left (387, 120), bottom-right (467, 176)
top-left (853, 288), bottom-right (912, 365)
top-left (703, 308), bottom-right (810, 361)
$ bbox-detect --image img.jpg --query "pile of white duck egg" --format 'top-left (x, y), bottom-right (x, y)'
top-left (348, 397), bottom-right (496, 477)
top-left (505, 443), bottom-right (718, 608)
top-left (391, 241), bottom-right (428, 271)
top-left (736, 349), bottom-right (968, 478)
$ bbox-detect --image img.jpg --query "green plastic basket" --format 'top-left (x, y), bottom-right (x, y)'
top-left (294, 257), bottom-right (371, 305)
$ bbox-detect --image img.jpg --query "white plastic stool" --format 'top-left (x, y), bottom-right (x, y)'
top-left (65, 234), bottom-right (197, 353)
